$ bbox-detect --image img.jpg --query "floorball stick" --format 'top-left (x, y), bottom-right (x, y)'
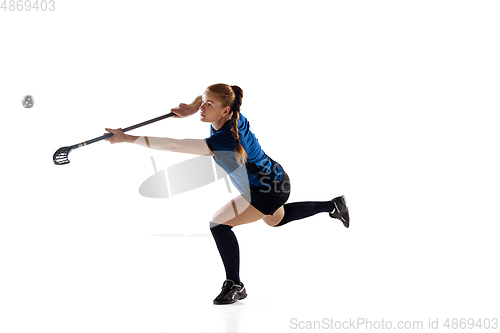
top-left (53, 112), bottom-right (176, 165)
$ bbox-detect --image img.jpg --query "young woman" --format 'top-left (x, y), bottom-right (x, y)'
top-left (104, 83), bottom-right (350, 305)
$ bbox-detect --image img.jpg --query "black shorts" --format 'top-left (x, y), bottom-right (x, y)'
top-left (242, 166), bottom-right (291, 216)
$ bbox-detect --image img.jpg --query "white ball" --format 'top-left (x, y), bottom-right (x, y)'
top-left (22, 95), bottom-right (35, 108)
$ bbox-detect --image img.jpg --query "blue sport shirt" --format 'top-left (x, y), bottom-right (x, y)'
top-left (204, 113), bottom-right (283, 193)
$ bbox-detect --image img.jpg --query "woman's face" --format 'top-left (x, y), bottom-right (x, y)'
top-left (199, 91), bottom-right (230, 123)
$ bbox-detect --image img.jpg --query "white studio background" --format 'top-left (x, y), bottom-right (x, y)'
top-left (1, 1), bottom-right (499, 332)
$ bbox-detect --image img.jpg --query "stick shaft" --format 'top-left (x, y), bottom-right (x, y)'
top-left (121, 112), bottom-right (176, 132)
top-left (72, 112), bottom-right (176, 149)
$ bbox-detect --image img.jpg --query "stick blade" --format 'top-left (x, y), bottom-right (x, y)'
top-left (53, 146), bottom-right (73, 165)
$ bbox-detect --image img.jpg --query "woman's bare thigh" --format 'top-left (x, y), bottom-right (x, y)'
top-left (212, 194), bottom-right (266, 227)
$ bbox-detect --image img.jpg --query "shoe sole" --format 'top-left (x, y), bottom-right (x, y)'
top-left (332, 195), bottom-right (349, 228)
top-left (213, 295), bottom-right (246, 305)
top-left (339, 195), bottom-right (349, 228)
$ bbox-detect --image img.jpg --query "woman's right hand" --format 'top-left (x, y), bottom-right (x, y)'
top-left (104, 128), bottom-right (129, 144)
top-left (171, 96), bottom-right (202, 118)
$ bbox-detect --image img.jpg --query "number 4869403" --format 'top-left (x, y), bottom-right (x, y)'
top-left (1, 0), bottom-right (56, 11)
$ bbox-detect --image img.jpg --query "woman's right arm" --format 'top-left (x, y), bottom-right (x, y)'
top-left (104, 128), bottom-right (213, 156)
top-left (129, 136), bottom-right (213, 156)
top-left (171, 95), bottom-right (202, 118)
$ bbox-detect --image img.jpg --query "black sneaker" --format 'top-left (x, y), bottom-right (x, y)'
top-left (330, 195), bottom-right (350, 228)
top-left (213, 279), bottom-right (247, 305)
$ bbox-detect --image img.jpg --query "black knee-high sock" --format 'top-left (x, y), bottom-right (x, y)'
top-left (210, 222), bottom-right (241, 285)
top-left (274, 201), bottom-right (334, 227)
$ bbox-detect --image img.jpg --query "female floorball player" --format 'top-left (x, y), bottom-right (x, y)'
top-left (104, 83), bottom-right (350, 305)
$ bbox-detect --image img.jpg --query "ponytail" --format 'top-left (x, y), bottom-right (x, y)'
top-left (230, 112), bottom-right (246, 165)
top-left (207, 83), bottom-right (247, 164)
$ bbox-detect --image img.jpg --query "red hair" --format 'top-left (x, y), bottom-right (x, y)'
top-left (206, 83), bottom-right (247, 164)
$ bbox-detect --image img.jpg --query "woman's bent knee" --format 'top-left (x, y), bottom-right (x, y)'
top-left (263, 206), bottom-right (284, 227)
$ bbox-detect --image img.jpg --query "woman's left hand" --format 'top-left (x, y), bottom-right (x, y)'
top-left (104, 128), bottom-right (128, 144)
